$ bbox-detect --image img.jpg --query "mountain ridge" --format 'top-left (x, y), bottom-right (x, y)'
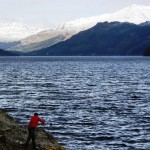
top-left (2, 4), bottom-right (150, 52)
top-left (26, 21), bottom-right (150, 56)
top-left (6, 4), bottom-right (150, 52)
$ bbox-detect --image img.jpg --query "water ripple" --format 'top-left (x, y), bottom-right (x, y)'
top-left (0, 56), bottom-right (150, 150)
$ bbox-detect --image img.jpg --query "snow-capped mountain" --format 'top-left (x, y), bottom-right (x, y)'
top-left (103, 4), bottom-right (150, 24)
top-left (6, 4), bottom-right (150, 52)
top-left (56, 4), bottom-right (150, 35)
top-left (0, 22), bottom-right (44, 42)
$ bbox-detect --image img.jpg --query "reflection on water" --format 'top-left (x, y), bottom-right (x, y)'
top-left (0, 56), bottom-right (150, 150)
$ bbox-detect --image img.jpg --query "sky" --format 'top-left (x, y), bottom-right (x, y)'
top-left (0, 0), bottom-right (150, 28)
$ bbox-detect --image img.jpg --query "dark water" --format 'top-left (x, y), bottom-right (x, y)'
top-left (0, 56), bottom-right (150, 150)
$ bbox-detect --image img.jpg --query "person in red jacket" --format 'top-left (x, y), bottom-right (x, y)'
top-left (25, 113), bottom-right (45, 150)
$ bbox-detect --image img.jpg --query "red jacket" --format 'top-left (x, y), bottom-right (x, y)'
top-left (29, 115), bottom-right (45, 128)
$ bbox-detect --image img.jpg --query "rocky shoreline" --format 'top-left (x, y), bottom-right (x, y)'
top-left (0, 109), bottom-right (65, 150)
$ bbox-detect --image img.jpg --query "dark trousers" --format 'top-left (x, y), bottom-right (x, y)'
top-left (25, 127), bottom-right (36, 149)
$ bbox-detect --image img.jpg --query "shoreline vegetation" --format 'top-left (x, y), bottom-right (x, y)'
top-left (0, 109), bottom-right (65, 150)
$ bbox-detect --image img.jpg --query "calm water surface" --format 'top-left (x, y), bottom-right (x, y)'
top-left (0, 56), bottom-right (150, 150)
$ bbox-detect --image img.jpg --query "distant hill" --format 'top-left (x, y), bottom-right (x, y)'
top-left (27, 22), bottom-right (150, 56)
top-left (0, 22), bottom-right (44, 42)
top-left (0, 49), bottom-right (19, 56)
top-left (8, 35), bottom-right (65, 52)
top-left (0, 41), bottom-right (20, 49)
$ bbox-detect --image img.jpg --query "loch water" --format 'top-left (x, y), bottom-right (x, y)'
top-left (0, 56), bottom-right (150, 150)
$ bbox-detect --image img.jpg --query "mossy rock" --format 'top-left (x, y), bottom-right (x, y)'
top-left (0, 109), bottom-right (65, 150)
